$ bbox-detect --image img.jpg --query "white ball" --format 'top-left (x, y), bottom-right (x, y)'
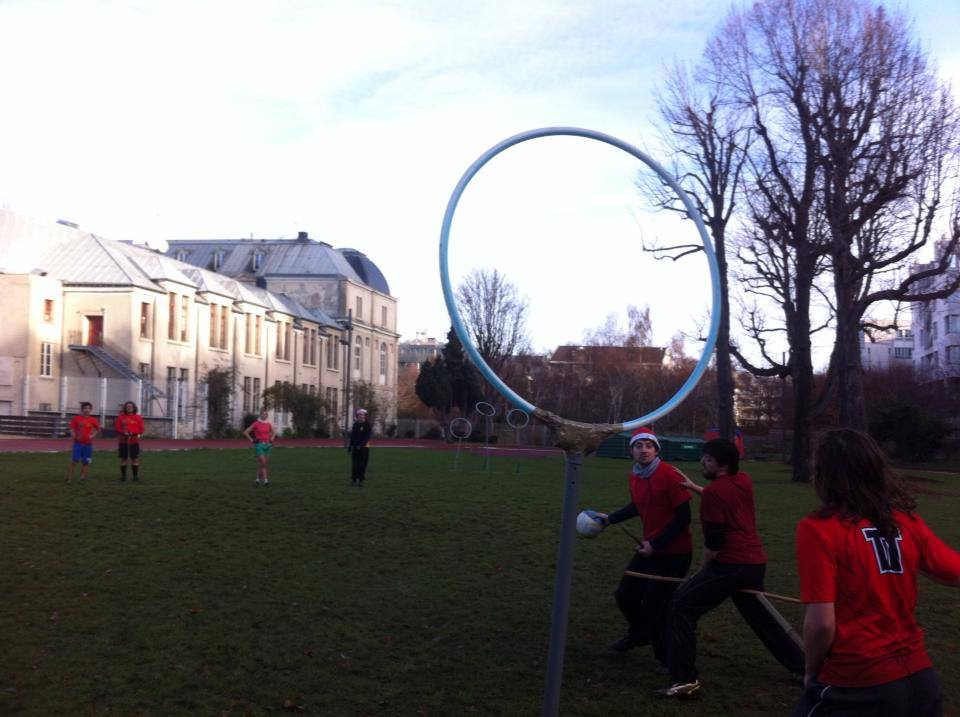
top-left (576, 510), bottom-right (604, 538)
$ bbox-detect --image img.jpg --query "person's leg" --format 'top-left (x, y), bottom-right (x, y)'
top-left (730, 564), bottom-right (804, 674)
top-left (664, 562), bottom-right (740, 685)
top-left (131, 444), bottom-right (140, 480)
top-left (613, 552), bottom-right (656, 649)
top-left (119, 444), bottom-right (128, 480)
top-left (358, 446), bottom-right (370, 485)
top-left (351, 450), bottom-right (362, 485)
top-left (647, 552), bottom-right (692, 667)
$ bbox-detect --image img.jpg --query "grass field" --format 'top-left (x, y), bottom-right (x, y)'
top-left (2, 446), bottom-right (958, 716)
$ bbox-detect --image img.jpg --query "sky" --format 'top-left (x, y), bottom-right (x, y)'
top-left (1, 0), bottom-right (958, 363)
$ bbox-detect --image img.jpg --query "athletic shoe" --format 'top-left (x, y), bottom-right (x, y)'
top-left (262, 481), bottom-right (270, 487)
top-left (610, 635), bottom-right (647, 653)
top-left (653, 681), bottom-right (701, 698)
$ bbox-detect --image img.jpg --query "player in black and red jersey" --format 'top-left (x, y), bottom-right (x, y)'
top-left (792, 428), bottom-right (960, 716)
top-left (655, 438), bottom-right (804, 698)
top-left (596, 426), bottom-right (693, 673)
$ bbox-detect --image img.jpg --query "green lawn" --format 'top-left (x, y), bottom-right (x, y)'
top-left (2, 447), bottom-right (958, 716)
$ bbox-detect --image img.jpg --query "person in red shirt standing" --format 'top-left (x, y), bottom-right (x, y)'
top-left (655, 438), bottom-right (804, 698)
top-left (114, 401), bottom-right (145, 482)
top-left (66, 401), bottom-right (100, 483)
top-left (792, 428), bottom-right (960, 717)
top-left (596, 427), bottom-right (693, 672)
top-left (243, 409), bottom-right (276, 486)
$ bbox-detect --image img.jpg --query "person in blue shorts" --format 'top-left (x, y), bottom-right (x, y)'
top-left (66, 401), bottom-right (100, 482)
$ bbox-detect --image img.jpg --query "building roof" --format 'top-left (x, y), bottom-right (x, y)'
top-left (165, 236), bottom-right (391, 293)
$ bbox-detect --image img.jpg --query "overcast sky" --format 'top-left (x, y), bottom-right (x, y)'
top-left (1, 0), bottom-right (957, 360)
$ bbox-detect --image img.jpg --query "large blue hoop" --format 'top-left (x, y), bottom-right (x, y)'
top-left (439, 127), bottom-right (721, 431)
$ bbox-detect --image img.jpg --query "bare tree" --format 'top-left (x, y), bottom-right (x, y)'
top-left (581, 304), bottom-right (652, 347)
top-left (455, 268), bottom-right (531, 376)
top-left (637, 55), bottom-right (751, 442)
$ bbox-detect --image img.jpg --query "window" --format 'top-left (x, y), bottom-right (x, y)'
top-left (255, 316), bottom-right (262, 355)
top-left (253, 251), bottom-right (264, 271)
top-left (379, 342), bottom-right (387, 380)
top-left (947, 315), bottom-right (960, 334)
top-left (303, 328), bottom-right (311, 364)
top-left (209, 304), bottom-right (219, 348)
top-left (354, 336), bottom-right (362, 372)
top-left (326, 387), bottom-right (338, 418)
top-left (253, 378), bottom-right (261, 410)
top-left (180, 296), bottom-right (189, 342)
top-left (381, 306), bottom-right (387, 327)
top-left (219, 305), bottom-right (229, 349)
top-left (166, 367), bottom-right (177, 415)
top-left (168, 293), bottom-right (177, 339)
top-left (140, 302), bottom-right (151, 338)
top-left (243, 376), bottom-right (252, 413)
top-left (245, 314), bottom-right (253, 354)
top-left (947, 346), bottom-right (960, 364)
top-left (356, 296), bottom-right (363, 319)
top-left (894, 346), bottom-right (913, 359)
top-left (276, 321), bottom-right (284, 358)
top-left (43, 299), bottom-right (54, 323)
top-left (284, 323), bottom-right (292, 361)
top-left (139, 362), bottom-right (150, 379)
top-left (40, 342), bottom-right (53, 377)
top-left (175, 249), bottom-right (188, 262)
top-left (326, 336), bottom-right (340, 370)
top-left (213, 251), bottom-right (225, 270)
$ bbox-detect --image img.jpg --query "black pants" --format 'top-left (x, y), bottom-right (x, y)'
top-left (351, 447), bottom-right (369, 482)
top-left (614, 551), bottom-right (692, 665)
top-left (666, 561), bottom-right (804, 683)
top-left (792, 667), bottom-right (942, 717)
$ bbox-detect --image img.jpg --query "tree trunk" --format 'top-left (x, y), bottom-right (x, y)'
top-left (789, 263), bottom-right (816, 483)
top-left (833, 256), bottom-right (868, 429)
top-left (715, 237), bottom-right (736, 440)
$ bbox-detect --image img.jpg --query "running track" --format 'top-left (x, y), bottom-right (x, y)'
top-left (0, 436), bottom-right (563, 458)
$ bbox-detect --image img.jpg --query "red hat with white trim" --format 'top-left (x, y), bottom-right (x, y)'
top-left (629, 426), bottom-right (660, 451)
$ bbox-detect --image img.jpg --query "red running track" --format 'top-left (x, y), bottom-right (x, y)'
top-left (0, 436), bottom-right (563, 458)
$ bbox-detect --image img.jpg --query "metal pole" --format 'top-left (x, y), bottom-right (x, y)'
top-left (60, 375), bottom-right (68, 417)
top-left (99, 377), bottom-right (107, 426)
top-left (172, 379), bottom-right (180, 440)
top-left (541, 449), bottom-right (582, 717)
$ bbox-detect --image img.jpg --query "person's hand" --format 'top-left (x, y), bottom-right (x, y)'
top-left (678, 471), bottom-right (701, 493)
top-left (596, 512), bottom-right (610, 526)
top-left (636, 540), bottom-right (654, 558)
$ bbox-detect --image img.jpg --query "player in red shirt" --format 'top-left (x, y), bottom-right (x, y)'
top-left (792, 428), bottom-right (960, 716)
top-left (655, 438), bottom-right (804, 698)
top-left (243, 409), bottom-right (277, 486)
top-left (66, 401), bottom-right (100, 483)
top-left (596, 427), bottom-right (693, 671)
top-left (114, 401), bottom-right (145, 482)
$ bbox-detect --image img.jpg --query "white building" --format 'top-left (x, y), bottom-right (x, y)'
top-left (860, 326), bottom-right (914, 370)
top-left (0, 210), bottom-right (398, 437)
top-left (910, 238), bottom-right (960, 383)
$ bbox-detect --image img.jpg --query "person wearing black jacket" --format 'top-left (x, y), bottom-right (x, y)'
top-left (347, 408), bottom-right (372, 487)
top-left (597, 427), bottom-right (693, 671)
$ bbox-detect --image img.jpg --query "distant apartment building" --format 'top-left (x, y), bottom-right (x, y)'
top-left (0, 210), bottom-right (398, 436)
top-left (860, 326), bottom-right (914, 370)
top-left (910, 238), bottom-right (960, 383)
top-left (398, 332), bottom-right (443, 370)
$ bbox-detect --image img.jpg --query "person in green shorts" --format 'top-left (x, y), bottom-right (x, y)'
top-left (243, 409), bottom-right (277, 486)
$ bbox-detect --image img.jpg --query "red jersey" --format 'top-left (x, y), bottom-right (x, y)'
top-left (70, 415), bottom-right (100, 444)
top-left (628, 461), bottom-right (693, 554)
top-left (700, 472), bottom-right (767, 564)
top-left (249, 420), bottom-right (273, 443)
top-left (114, 414), bottom-right (145, 444)
top-left (796, 511), bottom-right (960, 688)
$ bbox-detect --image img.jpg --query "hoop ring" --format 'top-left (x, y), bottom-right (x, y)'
top-left (475, 401), bottom-right (496, 417)
top-left (439, 127), bottom-right (721, 431)
top-left (506, 408), bottom-right (530, 429)
top-left (449, 417), bottom-right (472, 440)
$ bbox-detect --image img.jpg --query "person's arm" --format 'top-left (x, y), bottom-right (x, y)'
top-left (802, 602), bottom-right (836, 687)
top-left (698, 546), bottom-right (719, 571)
top-left (918, 516), bottom-right (960, 586)
top-left (598, 503), bottom-right (638, 526)
top-left (269, 424), bottom-right (277, 442)
top-left (677, 469), bottom-right (704, 495)
top-left (242, 424), bottom-right (254, 443)
top-left (90, 420), bottom-right (100, 440)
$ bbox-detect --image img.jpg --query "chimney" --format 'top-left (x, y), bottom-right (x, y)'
top-left (297, 231), bottom-right (309, 242)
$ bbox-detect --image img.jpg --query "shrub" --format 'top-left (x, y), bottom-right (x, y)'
top-left (869, 403), bottom-right (952, 462)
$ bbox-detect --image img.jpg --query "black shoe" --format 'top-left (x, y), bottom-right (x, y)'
top-left (610, 635), bottom-right (647, 653)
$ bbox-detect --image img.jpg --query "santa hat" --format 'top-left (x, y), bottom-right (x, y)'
top-left (629, 426), bottom-right (660, 451)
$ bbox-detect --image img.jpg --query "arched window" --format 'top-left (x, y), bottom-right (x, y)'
top-left (354, 336), bottom-right (362, 373)
top-left (379, 342), bottom-right (387, 382)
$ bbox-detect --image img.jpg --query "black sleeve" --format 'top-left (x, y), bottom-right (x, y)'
top-left (606, 502), bottom-right (638, 525)
top-left (702, 520), bottom-right (726, 551)
top-left (649, 501), bottom-right (691, 552)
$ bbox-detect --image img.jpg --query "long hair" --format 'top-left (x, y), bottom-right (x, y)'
top-left (123, 401), bottom-right (138, 414)
top-left (812, 428), bottom-right (915, 538)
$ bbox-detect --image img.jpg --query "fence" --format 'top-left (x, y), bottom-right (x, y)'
top-left (395, 417), bottom-right (554, 446)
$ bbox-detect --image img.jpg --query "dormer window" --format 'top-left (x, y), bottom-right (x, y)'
top-left (253, 251), bottom-right (265, 271)
top-left (175, 250), bottom-right (188, 262)
top-left (213, 250), bottom-right (225, 270)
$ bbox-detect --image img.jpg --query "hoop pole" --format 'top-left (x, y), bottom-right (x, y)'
top-left (542, 449), bottom-right (582, 717)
